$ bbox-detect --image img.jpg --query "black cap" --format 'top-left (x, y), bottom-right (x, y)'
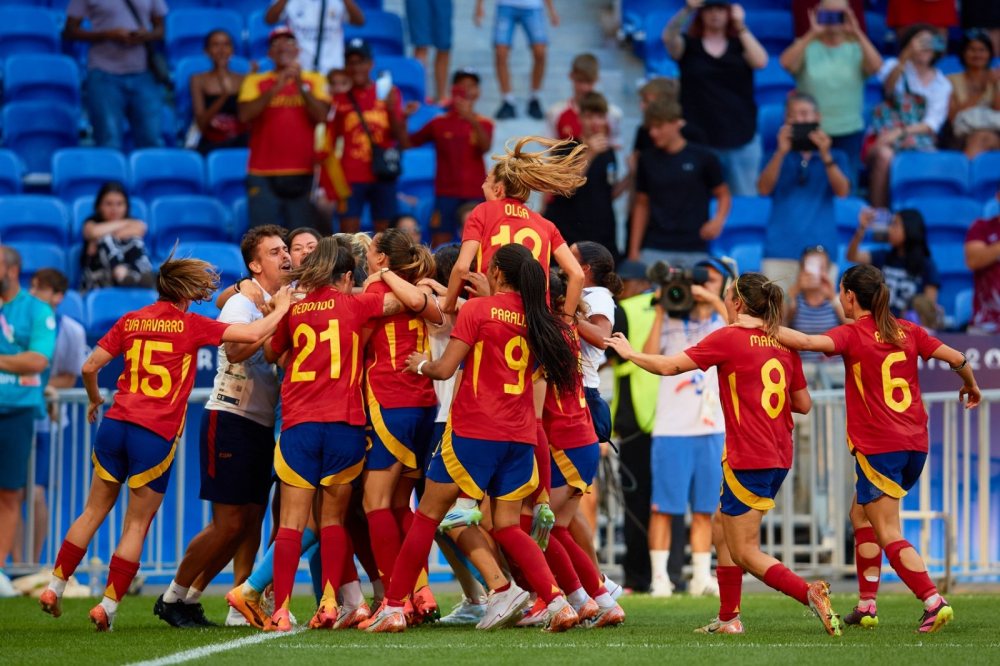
top-left (702, 0), bottom-right (731, 6)
top-left (345, 37), bottom-right (372, 60)
top-left (452, 67), bottom-right (481, 84)
top-left (618, 260), bottom-right (648, 281)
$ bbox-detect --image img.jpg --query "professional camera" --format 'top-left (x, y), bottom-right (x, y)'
top-left (647, 260), bottom-right (711, 315)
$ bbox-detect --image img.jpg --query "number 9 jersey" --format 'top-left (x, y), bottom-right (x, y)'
top-left (825, 316), bottom-right (943, 455)
top-left (463, 198), bottom-right (566, 280)
top-left (685, 327), bottom-right (807, 470)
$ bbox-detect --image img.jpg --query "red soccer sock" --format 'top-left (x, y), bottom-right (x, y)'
top-left (533, 420), bottom-right (552, 503)
top-left (854, 526), bottom-right (882, 601)
top-left (519, 513), bottom-right (533, 534)
top-left (393, 506), bottom-right (414, 535)
top-left (762, 563), bottom-right (809, 606)
top-left (884, 540), bottom-right (936, 601)
top-left (552, 525), bottom-right (606, 598)
top-left (273, 527), bottom-right (303, 612)
top-left (494, 525), bottom-right (561, 604)
top-left (385, 511), bottom-right (438, 607)
top-left (717, 565), bottom-right (744, 621)
top-left (52, 540), bottom-right (86, 581)
top-left (366, 508), bottom-right (402, 590)
top-left (320, 525), bottom-right (348, 599)
top-left (543, 533), bottom-right (582, 594)
top-left (104, 555), bottom-right (139, 602)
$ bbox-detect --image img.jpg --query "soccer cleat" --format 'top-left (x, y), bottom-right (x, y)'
top-left (516, 597), bottom-right (549, 628)
top-left (226, 586), bottom-right (268, 630)
top-left (695, 615), bottom-right (744, 634)
top-left (267, 608), bottom-right (293, 632)
top-left (440, 597), bottom-right (486, 625)
top-left (649, 575), bottom-right (673, 598)
top-left (918, 599), bottom-right (953, 633)
top-left (334, 601), bottom-right (371, 629)
top-left (0, 570), bottom-right (17, 598)
top-left (573, 598), bottom-right (599, 624)
top-left (358, 601), bottom-right (385, 631)
top-left (590, 603), bottom-right (626, 628)
top-left (438, 503), bottom-right (482, 532)
top-left (308, 596), bottom-right (338, 629)
top-left (183, 602), bottom-right (217, 627)
top-left (544, 598), bottom-right (579, 633)
top-left (412, 585), bottom-right (440, 624)
top-left (39, 589), bottom-right (62, 618)
top-left (225, 606), bottom-right (250, 627)
top-left (477, 582), bottom-right (531, 630)
top-left (89, 604), bottom-right (113, 632)
top-left (364, 604), bottom-right (407, 633)
top-left (689, 576), bottom-right (720, 597)
top-left (527, 99), bottom-right (544, 120)
top-left (844, 604), bottom-right (879, 628)
top-left (495, 101), bottom-right (516, 120)
top-left (153, 594), bottom-right (198, 628)
top-left (807, 581), bottom-right (843, 637)
top-left (602, 574), bottom-right (624, 601)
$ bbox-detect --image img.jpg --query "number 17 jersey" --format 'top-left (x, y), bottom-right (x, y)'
top-left (463, 197), bottom-right (566, 278)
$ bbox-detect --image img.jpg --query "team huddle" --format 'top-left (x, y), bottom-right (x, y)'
top-left (32, 136), bottom-right (980, 637)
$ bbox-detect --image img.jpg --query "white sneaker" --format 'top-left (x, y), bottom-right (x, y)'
top-left (650, 575), bottom-right (673, 598)
top-left (476, 582), bottom-right (530, 630)
top-left (602, 574), bottom-right (624, 601)
top-left (225, 605), bottom-right (250, 626)
top-left (440, 596), bottom-right (487, 625)
top-left (689, 576), bottom-right (720, 597)
top-left (0, 571), bottom-right (18, 598)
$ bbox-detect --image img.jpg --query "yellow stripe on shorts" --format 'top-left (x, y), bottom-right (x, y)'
top-left (855, 451), bottom-right (907, 499)
top-left (722, 460), bottom-right (775, 513)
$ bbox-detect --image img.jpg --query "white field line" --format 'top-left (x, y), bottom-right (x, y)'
top-left (123, 628), bottom-right (305, 666)
top-left (271, 641), bottom-right (999, 650)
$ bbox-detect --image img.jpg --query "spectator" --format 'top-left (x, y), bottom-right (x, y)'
top-left (662, 0), bottom-right (768, 196)
top-left (759, 92), bottom-right (849, 293)
top-left (792, 0), bottom-right (865, 37)
top-left (474, 0), bottom-right (560, 120)
top-left (81, 182), bottom-right (155, 291)
top-left (849, 208), bottom-right (941, 323)
top-left (785, 247), bottom-right (845, 363)
top-left (643, 258), bottom-right (733, 598)
top-left (887, 0), bottom-right (957, 41)
top-left (408, 69), bottom-right (493, 247)
top-left (239, 28), bottom-right (330, 231)
top-left (965, 211), bottom-right (1000, 334)
top-left (962, 2), bottom-right (1000, 55)
top-left (64, 0), bottom-right (167, 150)
top-left (629, 99), bottom-right (731, 268)
top-left (780, 0), bottom-right (882, 188)
top-left (947, 32), bottom-right (1000, 159)
top-left (191, 29), bottom-right (249, 156)
top-left (265, 0), bottom-right (365, 73)
top-left (630, 78), bottom-right (683, 158)
top-left (393, 214), bottom-right (422, 245)
top-left (545, 92), bottom-right (626, 264)
top-left (546, 53), bottom-right (623, 144)
top-left (406, 0), bottom-right (453, 104)
top-left (0, 246), bottom-right (55, 595)
top-left (867, 25), bottom-right (952, 208)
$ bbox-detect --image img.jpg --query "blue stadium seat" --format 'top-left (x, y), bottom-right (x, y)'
top-left (903, 195), bottom-right (983, 245)
top-left (232, 197), bottom-right (248, 240)
top-left (621, 0), bottom-right (662, 38)
top-left (757, 103), bottom-right (784, 154)
top-left (935, 242), bottom-right (973, 319)
top-left (206, 148), bottom-right (249, 206)
top-left (640, 10), bottom-right (673, 76)
top-left (728, 243), bottom-right (762, 273)
top-left (71, 196), bottom-right (148, 243)
top-left (246, 10), bottom-right (270, 61)
top-left (344, 10), bottom-right (405, 57)
top-left (11, 241), bottom-right (66, 286)
top-left (0, 195), bottom-right (69, 244)
top-left (712, 196), bottom-right (770, 253)
top-left (890, 151), bottom-right (969, 204)
top-left (953, 288), bottom-right (973, 329)
top-left (0, 150), bottom-right (23, 195)
top-left (84, 288), bottom-right (158, 338)
top-left (52, 148), bottom-right (129, 203)
top-left (3, 54), bottom-right (79, 106)
top-left (149, 195), bottom-right (231, 254)
top-left (188, 294), bottom-right (221, 319)
top-left (835, 196), bottom-right (866, 245)
top-left (754, 60), bottom-right (794, 106)
top-left (56, 289), bottom-right (85, 326)
top-left (1, 102), bottom-right (77, 173)
top-left (173, 54), bottom-right (252, 132)
top-left (864, 11), bottom-right (889, 54)
top-left (406, 103), bottom-right (443, 133)
top-left (174, 240), bottom-right (245, 286)
top-left (375, 55), bottom-right (425, 104)
top-left (130, 149), bottom-right (205, 200)
top-left (936, 55), bottom-right (962, 76)
top-left (863, 75), bottom-right (884, 107)
top-left (165, 9), bottom-right (245, 64)
top-left (356, 0), bottom-right (383, 9)
top-left (398, 147), bottom-right (435, 202)
top-left (745, 10), bottom-right (793, 54)
top-left (0, 7), bottom-right (59, 61)
top-left (970, 151), bottom-right (1000, 202)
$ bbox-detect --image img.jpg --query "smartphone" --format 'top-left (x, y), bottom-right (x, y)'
top-left (816, 9), bottom-right (845, 25)
top-left (375, 70), bottom-right (392, 101)
top-left (869, 207), bottom-right (892, 243)
top-left (804, 254), bottom-right (824, 278)
top-left (790, 122), bottom-right (819, 152)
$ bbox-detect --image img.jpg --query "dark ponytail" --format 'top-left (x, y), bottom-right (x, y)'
top-left (895, 209), bottom-right (930, 278)
top-left (575, 241), bottom-right (623, 297)
top-left (374, 228), bottom-right (435, 283)
top-left (493, 245), bottom-right (578, 394)
top-left (841, 264), bottom-right (903, 346)
top-left (733, 272), bottom-right (784, 338)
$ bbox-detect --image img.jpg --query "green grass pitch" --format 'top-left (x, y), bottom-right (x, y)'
top-left (1, 593), bottom-right (998, 665)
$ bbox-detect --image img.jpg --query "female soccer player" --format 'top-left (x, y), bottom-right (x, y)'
top-left (605, 272), bottom-right (843, 637)
top-left (365, 244), bottom-right (583, 633)
top-left (262, 237), bottom-right (433, 632)
top-left (39, 256), bottom-right (292, 631)
top-left (763, 264), bottom-right (979, 633)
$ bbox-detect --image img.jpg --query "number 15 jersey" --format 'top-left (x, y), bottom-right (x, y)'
top-left (463, 197), bottom-right (566, 279)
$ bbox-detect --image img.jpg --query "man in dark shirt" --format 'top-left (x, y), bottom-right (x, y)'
top-left (629, 100), bottom-right (730, 268)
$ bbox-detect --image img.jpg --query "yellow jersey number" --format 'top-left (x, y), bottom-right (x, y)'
top-left (290, 321), bottom-right (341, 382)
top-left (490, 222), bottom-right (544, 261)
top-left (503, 335), bottom-right (530, 395)
top-left (881, 351), bottom-right (913, 413)
top-left (760, 358), bottom-right (787, 419)
top-left (124, 339), bottom-right (173, 398)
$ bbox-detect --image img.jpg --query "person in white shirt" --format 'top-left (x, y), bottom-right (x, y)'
top-left (645, 257), bottom-right (734, 598)
top-left (266, 0), bottom-right (365, 73)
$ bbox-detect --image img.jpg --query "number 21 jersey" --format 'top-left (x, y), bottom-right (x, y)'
top-left (463, 197), bottom-right (566, 279)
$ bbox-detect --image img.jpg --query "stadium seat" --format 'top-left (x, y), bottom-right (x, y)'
top-left (0, 7), bottom-right (60, 61)
top-left (51, 148), bottom-right (129, 203)
top-left (863, 75), bottom-right (884, 107)
top-left (936, 55), bottom-right (962, 76)
top-left (727, 243), bottom-right (762, 273)
top-left (206, 148), bottom-right (249, 206)
top-left (232, 197), bottom-right (248, 241)
top-left (745, 10), bottom-right (793, 54)
top-left (130, 149), bottom-right (205, 200)
top-left (935, 242), bottom-right (973, 319)
top-left (11, 241), bottom-right (66, 286)
top-left (754, 60), bottom-right (794, 106)
top-left (640, 10), bottom-right (674, 76)
top-left (903, 195), bottom-right (983, 245)
top-left (970, 151), bottom-right (1000, 202)
top-left (953, 288), bottom-right (973, 329)
top-left (398, 147), bottom-right (436, 202)
top-left (406, 103), bottom-right (443, 133)
top-left (188, 294), bottom-right (221, 319)
top-left (0, 150), bottom-right (23, 195)
top-left (165, 9), bottom-right (245, 64)
top-left (174, 241), bottom-right (245, 286)
top-left (2, 54), bottom-right (80, 106)
top-left (246, 10), bottom-right (271, 61)
top-left (173, 54), bottom-right (252, 132)
top-left (835, 196), bottom-right (867, 245)
top-left (375, 55), bottom-right (425, 104)
top-left (71, 196), bottom-right (148, 243)
top-left (0, 195), bottom-right (69, 244)
top-left (757, 103), bottom-right (784, 155)
top-left (56, 289), bottom-right (85, 326)
top-left (344, 10), bottom-right (405, 57)
top-left (149, 195), bottom-right (231, 254)
top-left (890, 151), bottom-right (969, 204)
top-left (740, 0), bottom-right (788, 8)
top-left (712, 196), bottom-right (770, 253)
top-left (864, 11), bottom-right (889, 54)
top-left (621, 0), bottom-right (663, 38)
top-left (1, 102), bottom-right (78, 173)
top-left (84, 287), bottom-right (158, 339)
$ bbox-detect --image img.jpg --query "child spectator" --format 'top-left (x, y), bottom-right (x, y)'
top-left (785, 246), bottom-right (845, 363)
top-left (190, 29), bottom-right (249, 155)
top-left (546, 53), bottom-right (623, 144)
top-left (81, 182), bottom-right (154, 291)
top-left (965, 210), bottom-right (1000, 334)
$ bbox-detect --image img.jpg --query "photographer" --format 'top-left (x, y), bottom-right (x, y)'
top-left (642, 258), bottom-right (734, 598)
top-left (759, 92), bottom-right (849, 294)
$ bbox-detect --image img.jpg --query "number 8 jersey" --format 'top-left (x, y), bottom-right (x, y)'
top-left (685, 327), bottom-right (807, 470)
top-left (825, 316), bottom-right (942, 455)
top-left (463, 198), bottom-right (566, 279)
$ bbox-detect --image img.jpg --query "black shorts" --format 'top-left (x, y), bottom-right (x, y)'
top-left (199, 409), bottom-right (275, 505)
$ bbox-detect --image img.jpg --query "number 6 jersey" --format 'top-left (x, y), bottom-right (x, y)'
top-left (685, 326), bottom-right (807, 470)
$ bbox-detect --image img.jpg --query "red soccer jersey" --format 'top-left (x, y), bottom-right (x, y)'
top-left (98, 301), bottom-right (230, 441)
top-left (686, 327), bottom-right (807, 470)
top-left (542, 327), bottom-right (595, 449)
top-left (330, 83), bottom-right (404, 185)
top-left (409, 111), bottom-right (493, 199)
top-left (450, 291), bottom-right (536, 444)
top-left (362, 281), bottom-right (437, 409)
top-left (270, 286), bottom-right (384, 430)
top-left (825, 316), bottom-right (943, 455)
top-left (462, 198), bottom-right (566, 279)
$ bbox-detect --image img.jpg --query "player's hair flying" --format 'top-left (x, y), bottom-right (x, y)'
top-left (374, 228), bottom-right (435, 283)
top-left (733, 272), bottom-right (783, 338)
top-left (490, 136), bottom-right (588, 202)
top-left (156, 249), bottom-right (219, 304)
top-left (575, 241), bottom-right (623, 297)
top-left (841, 264), bottom-right (903, 347)
top-left (288, 236), bottom-right (356, 292)
top-left (492, 244), bottom-right (578, 394)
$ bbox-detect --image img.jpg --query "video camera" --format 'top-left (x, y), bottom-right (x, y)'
top-left (647, 260), bottom-right (711, 316)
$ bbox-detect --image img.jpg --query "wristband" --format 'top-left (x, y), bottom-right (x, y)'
top-left (379, 267), bottom-right (390, 275)
top-left (416, 359), bottom-right (429, 375)
top-left (950, 353), bottom-right (967, 372)
top-left (235, 277), bottom-right (248, 293)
